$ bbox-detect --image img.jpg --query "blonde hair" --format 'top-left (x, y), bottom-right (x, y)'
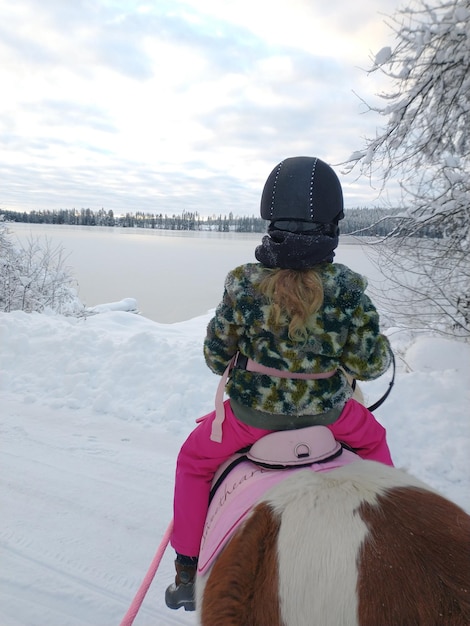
top-left (259, 268), bottom-right (324, 342)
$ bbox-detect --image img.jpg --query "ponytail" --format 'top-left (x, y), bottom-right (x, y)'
top-left (259, 268), bottom-right (324, 341)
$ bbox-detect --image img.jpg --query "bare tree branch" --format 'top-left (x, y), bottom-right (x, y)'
top-left (345, 0), bottom-right (470, 336)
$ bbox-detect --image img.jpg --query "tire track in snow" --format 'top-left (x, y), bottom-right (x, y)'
top-left (1, 535), bottom-right (193, 626)
top-left (1, 401), bottom-right (193, 626)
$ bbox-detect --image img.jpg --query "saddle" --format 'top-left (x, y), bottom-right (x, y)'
top-left (197, 425), bottom-right (358, 575)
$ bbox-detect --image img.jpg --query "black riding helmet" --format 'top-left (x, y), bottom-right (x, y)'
top-left (255, 157), bottom-right (344, 268)
top-left (260, 156), bottom-right (344, 234)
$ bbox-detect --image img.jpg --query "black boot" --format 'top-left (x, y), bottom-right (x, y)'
top-left (165, 557), bottom-right (197, 611)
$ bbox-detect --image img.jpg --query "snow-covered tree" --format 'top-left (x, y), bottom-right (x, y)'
top-left (0, 222), bottom-right (84, 315)
top-left (347, 0), bottom-right (470, 337)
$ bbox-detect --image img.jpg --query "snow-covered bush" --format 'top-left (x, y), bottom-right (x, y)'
top-left (0, 222), bottom-right (84, 315)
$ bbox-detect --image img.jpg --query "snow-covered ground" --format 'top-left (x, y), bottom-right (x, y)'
top-left (1, 304), bottom-right (469, 625)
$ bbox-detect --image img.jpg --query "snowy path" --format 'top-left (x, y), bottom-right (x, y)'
top-left (1, 396), bottom-right (195, 626)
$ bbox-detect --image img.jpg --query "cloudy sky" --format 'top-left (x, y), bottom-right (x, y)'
top-left (0, 0), bottom-right (403, 217)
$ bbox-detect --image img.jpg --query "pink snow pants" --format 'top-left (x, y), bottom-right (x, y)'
top-left (170, 398), bottom-right (393, 556)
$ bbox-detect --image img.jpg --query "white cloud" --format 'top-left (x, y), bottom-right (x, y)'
top-left (0, 0), bottom-right (404, 216)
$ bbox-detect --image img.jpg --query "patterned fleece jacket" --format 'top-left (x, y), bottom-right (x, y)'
top-left (204, 262), bottom-right (392, 417)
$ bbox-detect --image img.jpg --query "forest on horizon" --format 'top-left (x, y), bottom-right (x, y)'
top-left (1, 206), bottom-right (423, 237)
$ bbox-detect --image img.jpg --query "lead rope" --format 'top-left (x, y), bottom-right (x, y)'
top-left (119, 519), bottom-right (174, 626)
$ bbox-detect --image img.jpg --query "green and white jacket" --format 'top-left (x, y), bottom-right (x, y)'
top-left (204, 262), bottom-right (392, 424)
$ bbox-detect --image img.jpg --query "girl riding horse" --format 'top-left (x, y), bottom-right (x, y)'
top-left (165, 156), bottom-right (394, 611)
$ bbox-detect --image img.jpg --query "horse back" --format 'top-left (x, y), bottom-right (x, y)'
top-left (198, 461), bottom-right (470, 626)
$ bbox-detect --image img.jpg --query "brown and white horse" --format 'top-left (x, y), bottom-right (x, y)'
top-left (196, 457), bottom-right (470, 626)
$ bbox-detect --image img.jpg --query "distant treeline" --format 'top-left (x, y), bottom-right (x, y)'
top-left (0, 207), bottom-right (407, 236)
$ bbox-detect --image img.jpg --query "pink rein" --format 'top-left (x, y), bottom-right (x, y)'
top-left (119, 519), bottom-right (173, 626)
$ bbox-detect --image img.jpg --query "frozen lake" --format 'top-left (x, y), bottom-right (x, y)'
top-left (7, 223), bottom-right (383, 323)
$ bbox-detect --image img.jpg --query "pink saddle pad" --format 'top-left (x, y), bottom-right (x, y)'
top-left (198, 448), bottom-right (358, 575)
